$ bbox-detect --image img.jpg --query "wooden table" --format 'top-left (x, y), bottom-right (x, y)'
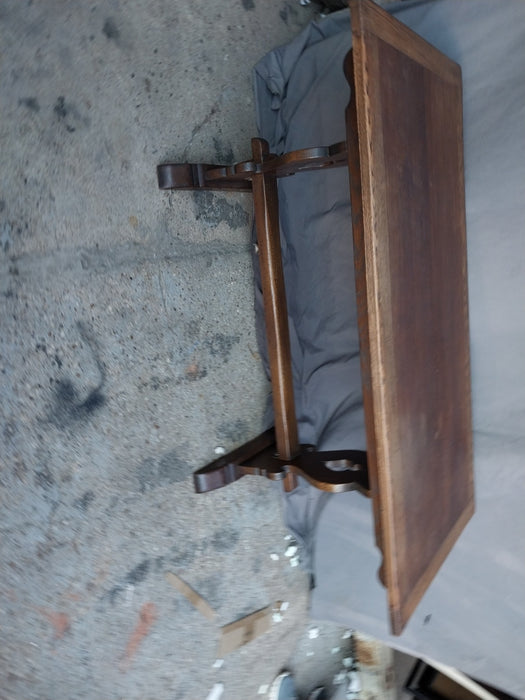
top-left (157, 0), bottom-right (474, 635)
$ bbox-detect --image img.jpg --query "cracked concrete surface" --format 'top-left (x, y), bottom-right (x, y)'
top-left (0, 1), bottom-right (336, 698)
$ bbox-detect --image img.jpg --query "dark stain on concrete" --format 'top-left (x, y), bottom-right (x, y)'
top-left (108, 585), bottom-right (124, 605)
top-left (74, 490), bottom-right (96, 511)
top-left (49, 379), bottom-right (105, 428)
top-left (19, 97), bottom-right (40, 112)
top-left (46, 322), bottom-right (106, 429)
top-left (210, 526), bottom-right (240, 552)
top-left (169, 544), bottom-right (195, 569)
top-left (213, 136), bottom-right (234, 164)
top-left (216, 417), bottom-right (249, 443)
top-left (137, 449), bottom-right (190, 493)
top-left (154, 555), bottom-right (165, 572)
top-left (53, 96), bottom-right (68, 120)
top-left (102, 17), bottom-right (119, 40)
top-left (281, 3), bottom-right (298, 25)
top-left (53, 96), bottom-right (91, 132)
top-left (137, 374), bottom-right (175, 393)
top-left (193, 191), bottom-right (249, 229)
top-left (424, 614), bottom-right (432, 625)
top-left (126, 559), bottom-right (150, 585)
top-left (205, 332), bottom-right (240, 362)
top-left (242, 0), bottom-right (255, 9)
top-left (158, 450), bottom-right (189, 483)
top-left (34, 465), bottom-right (54, 489)
top-left (106, 559), bottom-right (152, 605)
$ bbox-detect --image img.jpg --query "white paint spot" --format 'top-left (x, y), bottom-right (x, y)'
top-left (206, 683), bottom-right (224, 700)
top-left (285, 544), bottom-right (298, 558)
top-left (346, 671), bottom-right (361, 693)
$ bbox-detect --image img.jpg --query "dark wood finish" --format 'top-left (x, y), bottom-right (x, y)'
top-left (251, 138), bottom-right (299, 468)
top-left (193, 428), bottom-right (369, 495)
top-left (156, 142), bottom-right (348, 192)
top-left (157, 139), bottom-right (365, 495)
top-left (157, 0), bottom-right (474, 636)
top-left (345, 49), bottom-right (386, 585)
top-left (156, 162), bottom-right (253, 191)
top-left (348, 0), bottom-right (474, 634)
top-left (251, 138), bottom-right (299, 490)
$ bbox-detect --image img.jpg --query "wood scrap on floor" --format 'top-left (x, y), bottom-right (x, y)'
top-left (218, 603), bottom-right (277, 656)
top-left (165, 571), bottom-right (282, 658)
top-left (165, 571), bottom-right (216, 621)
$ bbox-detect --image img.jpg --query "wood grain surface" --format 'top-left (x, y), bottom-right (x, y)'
top-left (348, 0), bottom-right (474, 634)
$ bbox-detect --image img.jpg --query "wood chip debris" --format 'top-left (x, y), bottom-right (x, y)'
top-left (218, 604), bottom-right (276, 656)
top-left (165, 572), bottom-right (216, 621)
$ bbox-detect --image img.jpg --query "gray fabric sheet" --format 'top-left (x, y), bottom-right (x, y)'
top-left (253, 1), bottom-right (525, 696)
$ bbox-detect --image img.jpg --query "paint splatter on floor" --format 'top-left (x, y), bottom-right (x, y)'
top-left (120, 602), bottom-right (157, 670)
top-left (37, 608), bottom-right (71, 638)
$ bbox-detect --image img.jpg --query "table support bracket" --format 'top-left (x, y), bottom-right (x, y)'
top-left (193, 428), bottom-right (369, 496)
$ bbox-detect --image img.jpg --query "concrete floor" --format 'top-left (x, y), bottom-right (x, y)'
top-left (0, 1), bottom-right (356, 698)
top-left (0, 1), bottom-right (411, 698)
